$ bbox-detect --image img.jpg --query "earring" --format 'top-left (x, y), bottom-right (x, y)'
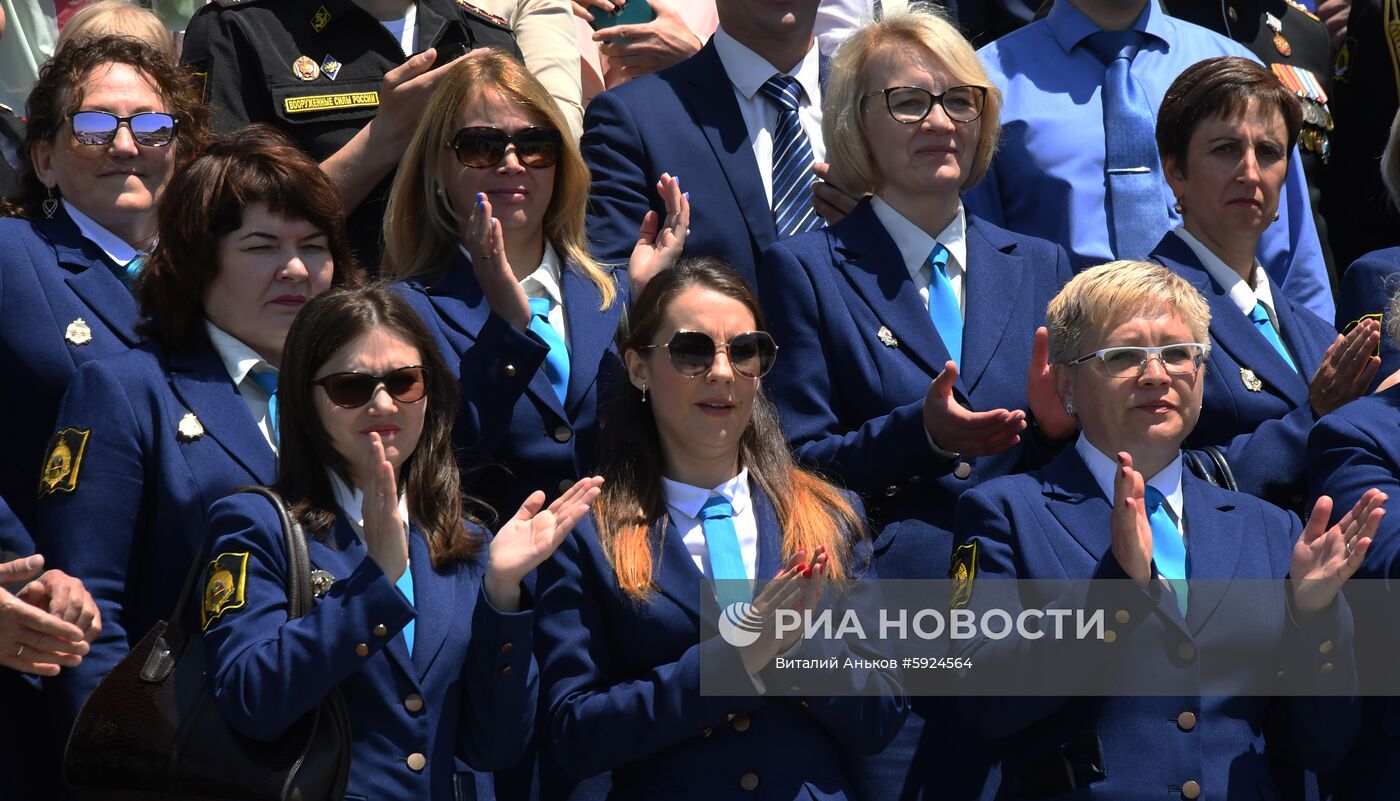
top-left (1064, 401), bottom-right (1075, 416)
top-left (1172, 201), bottom-right (1183, 215)
top-left (640, 383), bottom-right (648, 404)
top-left (1272, 212), bottom-right (1280, 222)
top-left (42, 186), bottom-right (58, 219)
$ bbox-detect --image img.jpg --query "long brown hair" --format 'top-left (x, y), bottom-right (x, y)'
top-left (595, 259), bottom-right (865, 600)
top-left (276, 284), bottom-right (483, 566)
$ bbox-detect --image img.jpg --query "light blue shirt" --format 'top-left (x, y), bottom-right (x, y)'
top-left (965, 0), bottom-right (1334, 323)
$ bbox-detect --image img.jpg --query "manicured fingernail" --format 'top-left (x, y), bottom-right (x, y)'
top-left (476, 192), bottom-right (486, 205)
top-left (682, 192), bottom-right (690, 201)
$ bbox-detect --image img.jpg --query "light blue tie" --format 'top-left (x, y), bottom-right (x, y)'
top-left (1085, 30), bottom-right (1170, 260)
top-left (1144, 486), bottom-right (1188, 617)
top-left (1249, 301), bottom-right (1299, 373)
top-left (396, 560), bottom-right (415, 655)
top-left (758, 74), bottom-right (821, 238)
top-left (927, 242), bottom-right (962, 368)
top-left (248, 370), bottom-right (279, 448)
top-left (528, 296), bottom-right (570, 405)
top-left (699, 495), bottom-right (750, 608)
top-left (123, 254), bottom-right (144, 289)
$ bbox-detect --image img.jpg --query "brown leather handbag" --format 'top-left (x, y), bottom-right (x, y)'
top-left (63, 487), bottom-right (352, 800)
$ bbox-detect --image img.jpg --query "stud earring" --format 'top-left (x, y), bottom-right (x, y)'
top-left (1172, 201), bottom-right (1183, 215)
top-left (1064, 401), bottom-right (1075, 416)
top-left (42, 186), bottom-right (59, 219)
top-left (1272, 212), bottom-right (1280, 222)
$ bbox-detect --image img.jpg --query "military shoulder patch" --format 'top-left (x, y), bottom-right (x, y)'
top-left (38, 428), bottom-right (90, 498)
top-left (283, 91), bottom-right (379, 114)
top-left (202, 552), bottom-right (250, 629)
top-left (950, 540), bottom-right (978, 610)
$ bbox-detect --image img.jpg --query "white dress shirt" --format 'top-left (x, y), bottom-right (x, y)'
top-left (1172, 227), bottom-right (1284, 333)
top-left (871, 196), bottom-right (970, 316)
top-left (711, 26), bottom-right (826, 207)
top-left (460, 241), bottom-right (569, 348)
top-left (205, 321), bottom-right (278, 451)
top-left (1076, 434), bottom-right (1189, 557)
top-left (64, 199), bottom-right (143, 269)
top-left (663, 468), bottom-right (758, 580)
top-left (379, 3), bottom-right (417, 56)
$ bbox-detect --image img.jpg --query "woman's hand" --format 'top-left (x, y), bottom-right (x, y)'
top-left (922, 361), bottom-right (1026, 456)
top-left (17, 567), bottom-right (100, 643)
top-left (739, 549), bottom-right (825, 675)
top-left (628, 173), bottom-right (689, 298)
top-left (1026, 327), bottom-right (1078, 440)
top-left (463, 193), bottom-right (532, 331)
top-left (1290, 489), bottom-right (1386, 616)
top-left (1110, 452), bottom-right (1154, 586)
top-left (0, 555), bottom-right (91, 676)
top-left (361, 432), bottom-right (409, 584)
top-left (1309, 318), bottom-right (1381, 416)
top-left (572, 0), bottom-right (617, 23)
top-left (486, 477), bottom-right (604, 612)
top-left (594, 0), bottom-right (702, 82)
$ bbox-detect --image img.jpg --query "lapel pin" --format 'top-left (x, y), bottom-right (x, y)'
top-left (64, 318), bottom-right (92, 346)
top-left (310, 569), bottom-right (336, 598)
top-left (177, 412), bottom-right (206, 442)
top-left (877, 325), bottom-right (899, 348)
top-left (1239, 367), bottom-right (1263, 392)
top-left (292, 55), bottom-right (320, 81)
top-left (320, 54), bottom-right (342, 80)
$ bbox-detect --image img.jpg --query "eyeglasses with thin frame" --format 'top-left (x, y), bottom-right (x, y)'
top-left (1067, 343), bottom-right (1208, 378)
top-left (313, 366), bottom-right (430, 408)
top-left (860, 85), bottom-right (988, 124)
top-left (66, 111), bottom-right (179, 147)
top-left (636, 331), bottom-right (779, 379)
top-left (447, 126), bottom-right (564, 169)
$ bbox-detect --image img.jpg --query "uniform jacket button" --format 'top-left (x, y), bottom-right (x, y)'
top-left (503, 363), bottom-right (517, 377)
top-left (1176, 711), bottom-right (1197, 731)
top-left (501, 641), bottom-right (514, 654)
top-left (1181, 779), bottom-right (1201, 799)
top-left (373, 623), bottom-right (388, 637)
top-left (501, 664), bottom-right (513, 676)
top-left (740, 773), bottom-right (759, 791)
top-left (355, 643), bottom-right (369, 657)
top-left (954, 461), bottom-right (972, 480)
top-left (1320, 662), bottom-right (1334, 674)
top-left (731, 714), bottom-right (751, 732)
top-left (1177, 642), bottom-right (1196, 661)
top-left (1102, 629), bottom-right (1117, 643)
top-left (1115, 609), bottom-right (1130, 624)
top-left (553, 425), bottom-right (572, 443)
top-left (407, 752), bottom-right (426, 772)
top-left (1319, 640), bottom-right (1334, 654)
top-left (404, 694), bottom-right (424, 713)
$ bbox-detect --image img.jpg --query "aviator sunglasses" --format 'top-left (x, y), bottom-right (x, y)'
top-left (313, 366), bottom-right (430, 408)
top-left (637, 331), bottom-right (778, 379)
top-left (67, 111), bottom-right (179, 147)
top-left (448, 126), bottom-right (564, 169)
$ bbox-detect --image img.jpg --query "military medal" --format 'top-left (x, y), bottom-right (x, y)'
top-left (876, 325), bottom-right (899, 348)
top-left (64, 318), bottom-right (92, 346)
top-left (293, 55), bottom-right (321, 81)
top-left (1240, 368), bottom-right (1263, 392)
top-left (177, 412), bottom-right (206, 442)
top-left (320, 55), bottom-right (342, 81)
top-left (1266, 13), bottom-right (1291, 57)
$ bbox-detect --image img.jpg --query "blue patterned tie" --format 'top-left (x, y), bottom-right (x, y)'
top-left (1144, 486), bottom-right (1188, 616)
top-left (927, 242), bottom-right (962, 368)
top-left (528, 297), bottom-right (570, 404)
top-left (699, 495), bottom-right (750, 608)
top-left (248, 370), bottom-right (279, 448)
top-left (1249, 301), bottom-right (1299, 373)
top-left (396, 561), bottom-right (415, 655)
top-left (758, 74), bottom-right (820, 238)
top-left (1085, 30), bottom-right (1169, 260)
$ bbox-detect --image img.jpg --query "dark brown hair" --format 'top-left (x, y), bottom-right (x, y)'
top-left (1, 34), bottom-right (209, 217)
top-left (135, 125), bottom-right (360, 349)
top-left (1156, 56), bottom-right (1302, 177)
top-left (276, 284), bottom-right (483, 567)
top-left (595, 258), bottom-right (865, 600)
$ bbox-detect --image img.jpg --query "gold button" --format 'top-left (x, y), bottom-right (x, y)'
top-left (702, 727), bottom-right (713, 738)
top-left (501, 665), bottom-right (513, 677)
top-left (553, 425), bottom-right (572, 443)
top-left (1319, 640), bottom-right (1334, 654)
top-left (1103, 629), bottom-right (1117, 644)
top-left (740, 773), bottom-right (759, 791)
top-left (1320, 662), bottom-right (1334, 674)
top-left (501, 642), bottom-right (514, 654)
top-left (954, 462), bottom-right (972, 480)
top-left (1115, 609), bottom-right (1130, 624)
top-left (407, 752), bottom-right (426, 772)
top-left (404, 694), bottom-right (424, 713)
top-left (1227, 5), bottom-right (1238, 22)
top-left (558, 478), bottom-right (574, 494)
top-left (884, 485), bottom-right (899, 497)
top-left (1177, 711), bottom-right (1197, 731)
top-left (373, 623), bottom-right (388, 637)
top-left (1177, 642), bottom-right (1196, 661)
top-left (355, 643), bottom-right (369, 657)
top-left (1182, 779), bottom-right (1201, 799)
top-left (732, 714), bottom-right (751, 732)
top-left (503, 364), bottom-right (517, 378)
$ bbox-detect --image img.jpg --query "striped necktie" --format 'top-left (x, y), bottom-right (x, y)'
top-left (759, 74), bottom-right (821, 238)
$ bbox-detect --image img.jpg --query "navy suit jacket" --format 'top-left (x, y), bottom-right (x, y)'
top-left (535, 486), bottom-right (906, 800)
top-left (954, 447), bottom-right (1357, 800)
top-left (1337, 246), bottom-right (1400, 386)
top-left (203, 492), bottom-right (536, 801)
top-left (1150, 232), bottom-right (1336, 510)
top-left (34, 342), bottom-right (278, 727)
top-left (758, 200), bottom-right (1072, 537)
top-left (397, 253), bottom-right (625, 518)
top-left (0, 210), bottom-right (140, 538)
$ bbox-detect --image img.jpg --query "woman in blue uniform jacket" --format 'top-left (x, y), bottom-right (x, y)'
top-left (35, 127), bottom-right (360, 730)
top-left (202, 285), bottom-right (602, 801)
top-left (535, 260), bottom-right (906, 801)
top-left (953, 260), bottom-right (1384, 800)
top-left (384, 50), bottom-right (688, 519)
top-left (1148, 56), bottom-right (1379, 511)
top-left (0, 35), bottom-right (207, 538)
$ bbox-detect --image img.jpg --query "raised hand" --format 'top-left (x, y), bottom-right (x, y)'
top-left (593, 0), bottom-right (702, 83)
top-left (375, 47), bottom-right (468, 143)
top-left (1110, 452), bottom-right (1154, 585)
top-left (572, 0), bottom-right (618, 23)
top-left (810, 162), bottom-right (863, 226)
top-left (1027, 327), bottom-right (1078, 440)
top-left (486, 477), bottom-right (604, 611)
top-left (1290, 489), bottom-right (1386, 615)
top-left (1309, 318), bottom-right (1381, 416)
top-left (361, 432), bottom-right (409, 583)
top-left (17, 567), bottom-right (100, 643)
top-left (0, 555), bottom-right (90, 676)
top-left (739, 550), bottom-right (813, 675)
top-left (463, 192), bottom-right (532, 330)
top-left (629, 172), bottom-right (689, 297)
top-left (922, 361), bottom-right (1026, 457)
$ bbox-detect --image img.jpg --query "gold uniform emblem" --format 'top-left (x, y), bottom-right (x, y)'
top-left (177, 412), bottom-right (205, 442)
top-left (292, 55), bottom-right (321, 81)
top-left (950, 540), bottom-right (978, 610)
top-left (38, 428), bottom-right (90, 497)
top-left (311, 5), bottom-right (331, 31)
top-left (1240, 367), bottom-right (1263, 392)
top-left (202, 552), bottom-right (249, 629)
top-left (65, 318), bottom-right (92, 346)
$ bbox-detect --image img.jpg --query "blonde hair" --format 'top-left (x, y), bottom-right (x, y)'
top-left (824, 6), bottom-right (1002, 196)
top-left (58, 1), bottom-right (175, 62)
top-left (383, 51), bottom-right (616, 309)
top-left (1046, 260), bottom-right (1212, 365)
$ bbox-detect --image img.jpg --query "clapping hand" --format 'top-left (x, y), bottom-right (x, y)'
top-left (739, 548), bottom-right (828, 675)
top-left (485, 477), bottom-right (604, 611)
top-left (922, 361), bottom-right (1026, 457)
top-left (1027, 327), bottom-right (1078, 440)
top-left (0, 555), bottom-right (93, 676)
top-left (629, 172), bottom-right (689, 298)
top-left (463, 192), bottom-right (532, 330)
top-left (1309, 318), bottom-right (1381, 416)
top-left (362, 432), bottom-right (409, 584)
top-left (1109, 452), bottom-right (1155, 585)
top-left (1290, 489), bottom-right (1386, 616)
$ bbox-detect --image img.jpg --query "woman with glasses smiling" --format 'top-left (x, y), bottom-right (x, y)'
top-left (384, 49), bottom-right (689, 525)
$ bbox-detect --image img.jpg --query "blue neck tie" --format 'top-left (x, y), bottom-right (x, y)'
top-left (1144, 486), bottom-right (1188, 616)
top-left (927, 242), bottom-right (962, 368)
top-left (1248, 301), bottom-right (1299, 373)
top-left (123, 254), bottom-right (144, 290)
top-left (758, 74), bottom-right (821, 238)
top-left (1085, 30), bottom-right (1170, 260)
top-left (248, 370), bottom-right (280, 449)
top-left (396, 559), bottom-right (415, 656)
top-left (699, 495), bottom-right (750, 608)
top-left (528, 296), bottom-right (570, 405)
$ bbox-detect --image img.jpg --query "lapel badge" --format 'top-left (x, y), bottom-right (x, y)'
top-left (292, 55), bottom-right (321, 81)
top-left (64, 318), bottom-right (92, 346)
top-left (311, 5), bottom-right (331, 31)
top-left (177, 412), bottom-right (206, 442)
top-left (310, 569), bottom-right (337, 598)
top-left (877, 325), bottom-right (899, 348)
top-left (320, 55), bottom-right (342, 81)
top-left (1240, 367), bottom-right (1263, 392)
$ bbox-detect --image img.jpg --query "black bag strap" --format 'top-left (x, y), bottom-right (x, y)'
top-left (1182, 446), bottom-right (1238, 494)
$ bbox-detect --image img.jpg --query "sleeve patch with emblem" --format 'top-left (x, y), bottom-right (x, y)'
top-left (950, 540), bottom-right (978, 610)
top-left (202, 552), bottom-right (250, 630)
top-left (38, 427), bottom-right (91, 498)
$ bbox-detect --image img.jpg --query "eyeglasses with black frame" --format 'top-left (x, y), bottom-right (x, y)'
top-left (67, 111), bottom-right (179, 147)
top-left (860, 85), bottom-right (988, 124)
top-left (314, 366), bottom-right (430, 408)
top-left (448, 126), bottom-right (564, 169)
top-left (636, 331), bottom-right (778, 379)
top-left (1067, 343), bottom-right (1208, 378)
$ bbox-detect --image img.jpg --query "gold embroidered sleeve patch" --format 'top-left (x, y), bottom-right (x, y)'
top-left (202, 552), bottom-right (250, 630)
top-left (38, 428), bottom-right (91, 498)
top-left (950, 540), bottom-right (978, 610)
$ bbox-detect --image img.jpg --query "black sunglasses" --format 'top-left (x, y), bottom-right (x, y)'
top-left (637, 331), bottom-right (778, 379)
top-left (448, 126), bottom-right (564, 169)
top-left (313, 366), bottom-right (430, 408)
top-left (67, 111), bottom-right (179, 147)
top-left (861, 85), bottom-right (987, 124)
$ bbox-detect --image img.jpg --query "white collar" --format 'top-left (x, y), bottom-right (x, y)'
top-left (662, 468), bottom-right (752, 521)
top-left (712, 26), bottom-right (822, 107)
top-left (327, 468), bottom-right (413, 539)
top-left (64, 199), bottom-right (143, 266)
top-left (457, 241), bottom-right (565, 306)
top-left (870, 197), bottom-right (968, 281)
top-left (1075, 434), bottom-right (1185, 524)
top-left (205, 320), bottom-right (274, 387)
top-left (1171, 227), bottom-right (1278, 321)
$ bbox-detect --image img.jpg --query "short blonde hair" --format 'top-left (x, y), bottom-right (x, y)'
top-left (1046, 260), bottom-right (1212, 365)
top-left (823, 6), bottom-right (1002, 196)
top-left (58, 1), bottom-right (175, 62)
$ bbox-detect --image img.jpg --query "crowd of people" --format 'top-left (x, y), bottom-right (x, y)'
top-left (4, 0), bottom-right (1400, 799)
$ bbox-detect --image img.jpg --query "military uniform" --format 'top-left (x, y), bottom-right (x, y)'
top-left (181, 0), bottom-right (520, 268)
